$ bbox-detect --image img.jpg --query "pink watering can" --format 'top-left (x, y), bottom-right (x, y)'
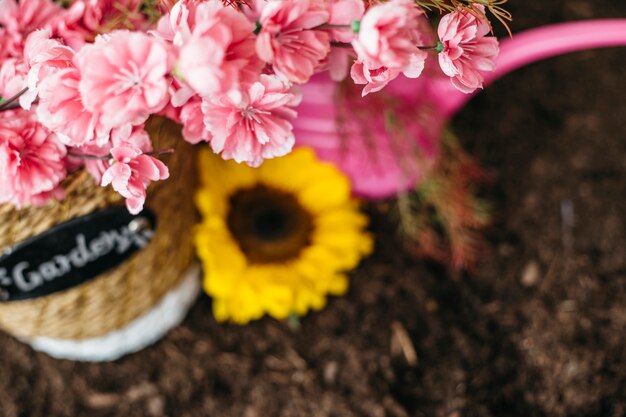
top-left (293, 19), bottom-right (626, 198)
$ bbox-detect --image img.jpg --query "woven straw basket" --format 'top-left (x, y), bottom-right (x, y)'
top-left (0, 117), bottom-right (199, 361)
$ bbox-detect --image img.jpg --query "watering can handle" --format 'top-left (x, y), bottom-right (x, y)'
top-left (490, 19), bottom-right (626, 84)
top-left (439, 19), bottom-right (626, 116)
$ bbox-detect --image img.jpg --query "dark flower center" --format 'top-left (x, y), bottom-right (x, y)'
top-left (227, 185), bottom-right (313, 264)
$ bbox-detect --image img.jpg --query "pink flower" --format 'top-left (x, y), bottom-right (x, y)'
top-left (167, 74), bottom-right (196, 108)
top-left (326, 47), bottom-right (355, 82)
top-left (351, 0), bottom-right (425, 69)
top-left (0, 29), bottom-right (11, 62)
top-left (75, 31), bottom-right (173, 129)
top-left (348, 0), bottom-right (427, 95)
top-left (324, 0), bottom-right (364, 81)
top-left (0, 0), bottom-right (62, 57)
top-left (28, 186), bottom-right (66, 206)
top-left (180, 98), bottom-right (212, 144)
top-left (76, 125), bottom-right (153, 184)
top-left (101, 143), bottom-right (169, 214)
top-left (36, 67), bottom-right (110, 147)
top-left (0, 109), bottom-right (67, 207)
top-left (202, 74), bottom-right (300, 167)
top-left (153, 0), bottom-right (200, 45)
top-left (438, 6), bottom-right (499, 93)
top-left (23, 29), bottom-right (74, 70)
top-left (0, 58), bottom-right (27, 100)
top-left (327, 0), bottom-right (364, 43)
top-left (176, 0), bottom-right (262, 97)
top-left (0, 30), bottom-right (72, 111)
top-left (256, 0), bottom-right (330, 84)
top-left (350, 61), bottom-right (401, 96)
top-left (350, 49), bottom-right (425, 97)
top-left (21, 29), bottom-right (75, 109)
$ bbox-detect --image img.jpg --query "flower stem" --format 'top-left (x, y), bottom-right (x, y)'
top-left (417, 42), bottom-right (444, 52)
top-left (315, 23), bottom-right (351, 30)
top-left (68, 148), bottom-right (175, 161)
top-left (146, 148), bottom-right (175, 157)
top-left (330, 41), bottom-right (354, 49)
top-left (0, 87), bottom-right (28, 111)
top-left (331, 42), bottom-right (443, 51)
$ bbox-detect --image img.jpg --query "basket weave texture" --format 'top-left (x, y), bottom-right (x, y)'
top-left (0, 117), bottom-right (197, 340)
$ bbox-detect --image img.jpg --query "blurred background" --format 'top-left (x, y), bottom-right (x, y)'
top-left (1, 1), bottom-right (625, 416)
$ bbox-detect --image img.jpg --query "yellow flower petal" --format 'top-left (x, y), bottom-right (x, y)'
top-left (257, 148), bottom-right (318, 191)
top-left (314, 206), bottom-right (369, 230)
top-left (198, 147), bottom-right (257, 195)
top-left (297, 173), bottom-right (351, 214)
top-left (261, 284), bottom-right (293, 319)
top-left (212, 298), bottom-right (231, 322)
top-left (327, 274), bottom-right (349, 296)
top-left (195, 189), bottom-right (228, 217)
top-left (194, 147), bottom-right (372, 324)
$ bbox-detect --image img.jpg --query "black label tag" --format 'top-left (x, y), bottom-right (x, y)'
top-left (0, 206), bottom-right (156, 302)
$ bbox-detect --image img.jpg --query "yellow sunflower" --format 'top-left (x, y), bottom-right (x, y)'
top-left (194, 147), bottom-right (373, 324)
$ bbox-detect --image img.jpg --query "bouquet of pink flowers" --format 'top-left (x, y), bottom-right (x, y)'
top-left (0, 0), bottom-right (504, 213)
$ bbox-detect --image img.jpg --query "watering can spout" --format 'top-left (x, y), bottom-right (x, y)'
top-left (435, 19), bottom-right (626, 118)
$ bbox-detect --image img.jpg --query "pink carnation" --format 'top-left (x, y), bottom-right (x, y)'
top-left (36, 67), bottom-right (110, 147)
top-left (20, 29), bottom-right (75, 109)
top-left (438, 6), bottom-right (499, 93)
top-left (324, 0), bottom-right (364, 81)
top-left (350, 62), bottom-right (401, 96)
top-left (153, 0), bottom-right (201, 45)
top-left (351, 0), bottom-right (425, 69)
top-left (325, 48), bottom-right (355, 82)
top-left (0, 58), bottom-right (27, 100)
top-left (202, 74), bottom-right (300, 167)
top-left (349, 0), bottom-right (427, 95)
top-left (0, 29), bottom-right (74, 111)
top-left (176, 0), bottom-right (262, 97)
top-left (327, 0), bottom-right (364, 43)
top-left (351, 49), bottom-right (425, 97)
top-left (0, 109), bottom-right (67, 207)
top-left (0, 0), bottom-right (61, 57)
top-left (23, 29), bottom-right (74, 70)
top-left (256, 0), bottom-right (330, 84)
top-left (0, 29), bottom-right (11, 62)
top-left (28, 186), bottom-right (66, 206)
top-left (101, 143), bottom-right (169, 214)
top-left (180, 98), bottom-right (212, 144)
top-left (76, 125), bottom-right (153, 184)
top-left (75, 31), bottom-right (173, 129)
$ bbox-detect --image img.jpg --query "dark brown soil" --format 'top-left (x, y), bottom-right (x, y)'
top-left (1, 2), bottom-right (625, 416)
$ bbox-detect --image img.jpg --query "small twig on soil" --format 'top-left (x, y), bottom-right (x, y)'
top-left (390, 321), bottom-right (418, 366)
top-left (560, 199), bottom-right (575, 254)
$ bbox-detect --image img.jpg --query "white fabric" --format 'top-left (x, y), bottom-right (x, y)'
top-left (24, 264), bottom-right (201, 362)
